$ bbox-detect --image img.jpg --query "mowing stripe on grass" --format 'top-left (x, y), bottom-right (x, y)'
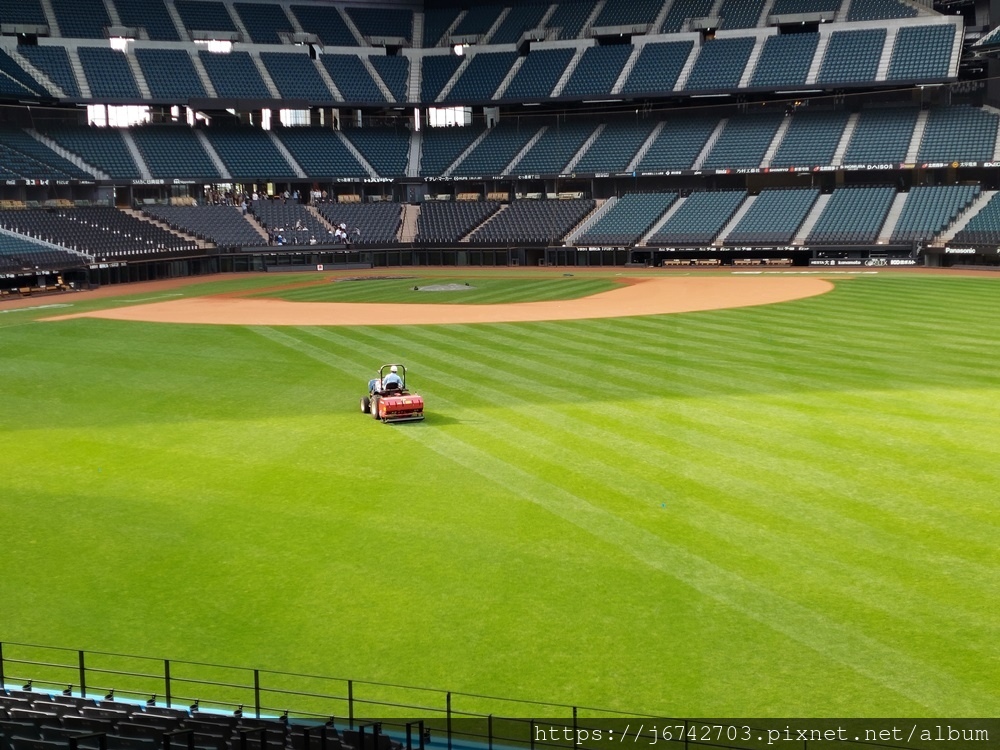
top-left (253, 323), bottom-right (993, 712)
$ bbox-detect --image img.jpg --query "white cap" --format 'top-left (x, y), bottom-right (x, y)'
top-left (390, 365), bottom-right (398, 373)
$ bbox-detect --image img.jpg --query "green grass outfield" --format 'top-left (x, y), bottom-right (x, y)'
top-left (0, 269), bottom-right (997, 718)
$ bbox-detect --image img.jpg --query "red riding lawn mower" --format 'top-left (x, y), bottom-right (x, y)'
top-left (361, 364), bottom-right (425, 423)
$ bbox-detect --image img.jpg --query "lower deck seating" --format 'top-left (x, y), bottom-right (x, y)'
top-left (469, 199), bottom-right (595, 244)
top-left (0, 688), bottom-right (400, 750)
top-left (416, 201), bottom-right (502, 243)
top-left (142, 205), bottom-right (266, 249)
top-left (250, 200), bottom-right (328, 244)
top-left (314, 201), bottom-right (402, 244)
top-left (648, 191), bottom-right (747, 245)
top-left (578, 193), bottom-right (678, 246)
top-left (0, 207), bottom-right (197, 259)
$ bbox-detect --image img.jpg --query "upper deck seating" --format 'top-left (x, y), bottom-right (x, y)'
top-left (886, 24), bottom-right (955, 81)
top-left (451, 123), bottom-right (542, 177)
top-left (0, 50), bottom-right (47, 97)
top-left (130, 126), bottom-right (220, 179)
top-left (135, 49), bottom-right (207, 101)
top-left (234, 2), bottom-right (294, 44)
top-left (421, 54), bottom-right (464, 102)
top-left (547, 0), bottom-right (598, 40)
top-left (420, 124), bottom-right (486, 177)
top-left (115, 0), bottom-right (181, 41)
top-left (452, 5), bottom-right (505, 38)
top-left (422, 7), bottom-right (463, 47)
top-left (272, 128), bottom-right (366, 179)
top-left (847, 0), bottom-right (917, 21)
top-left (198, 51), bottom-right (272, 99)
top-left (771, 0), bottom-right (839, 14)
top-left (718, 0), bottom-right (767, 29)
top-left (683, 36), bottom-right (755, 91)
top-left (78, 47), bottom-right (141, 99)
top-left (321, 54), bottom-right (384, 103)
top-left (659, 0), bottom-right (714, 33)
top-left (749, 33), bottom-right (819, 89)
top-left (368, 56), bottom-right (409, 102)
top-left (0, 0), bottom-right (46, 26)
top-left (262, 53), bottom-right (336, 103)
top-left (289, 4), bottom-right (357, 46)
top-left (16, 46), bottom-right (80, 98)
top-left (501, 48), bottom-right (574, 101)
top-left (561, 45), bottom-right (633, 98)
top-left (489, 4), bottom-right (549, 44)
top-left (202, 129), bottom-right (298, 179)
top-left (593, 0), bottom-right (665, 29)
top-left (444, 51), bottom-right (518, 103)
top-left (347, 7), bottom-right (412, 44)
top-left (341, 127), bottom-right (411, 178)
top-left (621, 41), bottom-right (693, 96)
top-left (174, 0), bottom-right (236, 35)
top-left (49, 0), bottom-right (109, 38)
top-left (817, 28), bottom-right (885, 85)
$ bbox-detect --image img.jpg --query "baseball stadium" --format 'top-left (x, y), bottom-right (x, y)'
top-left (0, 0), bottom-right (997, 748)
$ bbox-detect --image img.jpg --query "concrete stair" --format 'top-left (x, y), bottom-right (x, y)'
top-left (121, 207), bottom-right (212, 248)
top-left (793, 192), bottom-right (831, 244)
top-left (189, 49), bottom-right (218, 97)
top-left (194, 130), bottom-right (231, 179)
top-left (400, 203), bottom-right (419, 242)
top-left (66, 49), bottom-right (92, 99)
top-left (6, 48), bottom-right (65, 97)
top-left (936, 189), bottom-right (997, 246)
top-left (120, 130), bottom-right (153, 180)
top-left (27, 130), bottom-right (109, 179)
top-left (268, 132), bottom-right (307, 178)
top-left (876, 191), bottom-right (910, 244)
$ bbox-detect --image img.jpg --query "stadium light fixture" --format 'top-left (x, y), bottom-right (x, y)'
top-left (109, 36), bottom-right (132, 52)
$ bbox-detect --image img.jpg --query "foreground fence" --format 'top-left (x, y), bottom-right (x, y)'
top-left (0, 642), bottom-right (992, 750)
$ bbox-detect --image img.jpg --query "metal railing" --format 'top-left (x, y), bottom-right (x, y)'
top-left (1, 642), bottom-right (992, 750)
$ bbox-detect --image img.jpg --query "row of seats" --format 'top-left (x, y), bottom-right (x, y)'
top-left (0, 208), bottom-right (197, 258)
top-left (0, 186), bottom-right (983, 260)
top-left (0, 688), bottom-right (398, 750)
top-left (10, 22), bottom-right (957, 106)
top-left (2, 106), bottom-right (995, 184)
top-left (142, 205), bottom-right (266, 248)
top-left (2, 0), bottom-right (925, 46)
top-left (0, 232), bottom-right (85, 271)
